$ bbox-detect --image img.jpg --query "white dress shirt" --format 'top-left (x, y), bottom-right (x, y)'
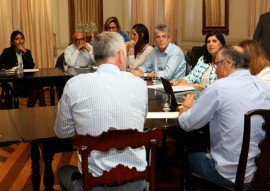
top-left (54, 64), bottom-right (148, 177)
top-left (64, 43), bottom-right (95, 68)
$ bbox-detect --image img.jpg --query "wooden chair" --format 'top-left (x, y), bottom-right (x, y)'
top-left (72, 128), bottom-right (163, 191)
top-left (190, 109), bottom-right (270, 191)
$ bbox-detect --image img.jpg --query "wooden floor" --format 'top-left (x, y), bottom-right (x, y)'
top-left (0, 88), bottom-right (181, 191)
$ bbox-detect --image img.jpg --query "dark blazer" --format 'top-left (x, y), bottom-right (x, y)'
top-left (0, 46), bottom-right (35, 69)
top-left (253, 12), bottom-right (270, 58)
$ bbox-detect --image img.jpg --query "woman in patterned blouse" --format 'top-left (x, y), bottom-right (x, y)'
top-left (172, 31), bottom-right (226, 90)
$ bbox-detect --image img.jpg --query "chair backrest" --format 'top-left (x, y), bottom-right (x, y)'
top-left (235, 109), bottom-right (270, 191)
top-left (185, 45), bottom-right (205, 69)
top-left (72, 128), bottom-right (163, 191)
top-left (55, 52), bottom-right (65, 68)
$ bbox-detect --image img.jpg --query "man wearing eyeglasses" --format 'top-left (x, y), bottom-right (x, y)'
top-left (130, 24), bottom-right (186, 80)
top-left (64, 32), bottom-right (95, 68)
top-left (178, 45), bottom-right (270, 189)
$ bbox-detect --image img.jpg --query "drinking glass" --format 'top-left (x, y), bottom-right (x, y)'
top-left (162, 93), bottom-right (171, 112)
top-left (16, 62), bottom-right (24, 74)
top-left (63, 60), bottom-right (69, 72)
top-left (152, 76), bottom-right (160, 85)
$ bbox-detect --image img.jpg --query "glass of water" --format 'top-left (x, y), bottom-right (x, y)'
top-left (162, 93), bottom-right (171, 112)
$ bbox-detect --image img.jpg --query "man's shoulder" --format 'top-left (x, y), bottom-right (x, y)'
top-left (166, 43), bottom-right (183, 55)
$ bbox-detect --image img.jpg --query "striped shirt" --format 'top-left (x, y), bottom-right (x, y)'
top-left (54, 64), bottom-right (148, 177)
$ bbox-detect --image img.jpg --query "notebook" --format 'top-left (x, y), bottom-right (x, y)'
top-left (160, 77), bottom-right (185, 107)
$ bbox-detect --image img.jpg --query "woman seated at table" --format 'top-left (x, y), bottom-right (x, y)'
top-left (172, 31), bottom-right (226, 90)
top-left (238, 39), bottom-right (270, 88)
top-left (103, 16), bottom-right (129, 42)
top-left (0, 30), bottom-right (46, 107)
top-left (126, 24), bottom-right (153, 69)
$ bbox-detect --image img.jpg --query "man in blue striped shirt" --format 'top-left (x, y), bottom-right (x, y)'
top-left (55, 31), bottom-right (148, 191)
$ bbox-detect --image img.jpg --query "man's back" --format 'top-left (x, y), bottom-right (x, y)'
top-left (55, 64), bottom-right (148, 176)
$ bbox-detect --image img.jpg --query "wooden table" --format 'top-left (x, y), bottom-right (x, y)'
top-left (0, 110), bottom-right (22, 146)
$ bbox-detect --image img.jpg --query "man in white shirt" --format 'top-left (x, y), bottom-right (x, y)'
top-left (55, 31), bottom-right (148, 191)
top-left (64, 32), bottom-right (95, 68)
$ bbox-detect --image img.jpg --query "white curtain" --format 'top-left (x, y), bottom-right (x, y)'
top-left (0, 0), bottom-right (54, 68)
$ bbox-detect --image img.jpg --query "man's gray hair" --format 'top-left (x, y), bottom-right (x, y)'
top-left (154, 24), bottom-right (170, 37)
top-left (220, 45), bottom-right (249, 69)
top-left (93, 32), bottom-right (126, 63)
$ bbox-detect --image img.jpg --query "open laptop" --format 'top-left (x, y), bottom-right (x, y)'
top-left (160, 77), bottom-right (185, 110)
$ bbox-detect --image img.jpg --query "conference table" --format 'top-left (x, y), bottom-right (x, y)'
top-left (0, 67), bottom-right (205, 191)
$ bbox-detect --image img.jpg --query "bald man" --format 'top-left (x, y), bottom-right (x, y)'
top-left (64, 32), bottom-right (95, 68)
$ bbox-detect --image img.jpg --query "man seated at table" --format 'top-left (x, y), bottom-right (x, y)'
top-left (178, 45), bottom-right (270, 189)
top-left (54, 31), bottom-right (148, 191)
top-left (129, 24), bottom-right (186, 80)
top-left (64, 31), bottom-right (95, 68)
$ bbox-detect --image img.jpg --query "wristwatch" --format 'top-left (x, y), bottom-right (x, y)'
top-left (143, 73), bottom-right (147, 78)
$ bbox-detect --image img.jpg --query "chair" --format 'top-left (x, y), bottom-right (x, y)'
top-left (55, 53), bottom-right (65, 100)
top-left (190, 109), bottom-right (270, 191)
top-left (185, 46), bottom-right (205, 69)
top-left (72, 128), bottom-right (163, 191)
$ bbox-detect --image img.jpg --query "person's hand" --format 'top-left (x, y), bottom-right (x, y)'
top-left (84, 43), bottom-right (91, 52)
top-left (126, 40), bottom-right (136, 49)
top-left (76, 41), bottom-right (87, 51)
top-left (16, 44), bottom-right (27, 53)
top-left (182, 94), bottom-right (195, 108)
top-left (170, 79), bottom-right (186, 86)
top-left (179, 94), bottom-right (195, 115)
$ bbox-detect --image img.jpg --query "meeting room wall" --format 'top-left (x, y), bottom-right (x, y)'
top-left (54, 0), bottom-right (251, 58)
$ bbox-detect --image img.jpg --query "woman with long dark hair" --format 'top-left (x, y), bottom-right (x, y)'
top-left (126, 24), bottom-right (153, 69)
top-left (173, 31), bottom-right (226, 90)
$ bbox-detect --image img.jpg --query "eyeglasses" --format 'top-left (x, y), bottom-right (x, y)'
top-left (107, 26), bottom-right (118, 30)
top-left (214, 59), bottom-right (231, 65)
top-left (74, 38), bottom-right (85, 42)
top-left (154, 35), bottom-right (168, 40)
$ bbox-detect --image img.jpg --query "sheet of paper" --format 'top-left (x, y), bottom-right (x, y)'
top-left (147, 112), bottom-right (179, 119)
top-left (147, 84), bottom-right (195, 92)
top-left (24, 69), bottom-right (39, 72)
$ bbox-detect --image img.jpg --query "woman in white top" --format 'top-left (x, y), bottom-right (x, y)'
top-left (126, 24), bottom-right (153, 69)
top-left (239, 39), bottom-right (270, 88)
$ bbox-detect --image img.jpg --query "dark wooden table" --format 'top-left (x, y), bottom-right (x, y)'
top-left (1, 68), bottom-right (201, 191)
top-left (0, 110), bottom-right (22, 146)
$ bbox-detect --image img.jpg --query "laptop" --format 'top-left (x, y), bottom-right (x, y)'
top-left (160, 77), bottom-right (185, 110)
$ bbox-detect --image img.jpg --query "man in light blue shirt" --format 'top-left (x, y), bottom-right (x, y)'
top-left (179, 45), bottom-right (270, 189)
top-left (130, 24), bottom-right (186, 80)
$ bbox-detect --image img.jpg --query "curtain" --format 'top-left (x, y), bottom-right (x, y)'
top-left (249, 0), bottom-right (270, 38)
top-left (74, 0), bottom-right (103, 33)
top-left (205, 0), bottom-right (222, 26)
top-left (0, 0), bottom-right (54, 68)
top-left (131, 0), bottom-right (176, 45)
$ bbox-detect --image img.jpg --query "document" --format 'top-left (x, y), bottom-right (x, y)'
top-left (23, 69), bottom-right (39, 72)
top-left (147, 84), bottom-right (195, 92)
top-left (147, 112), bottom-right (179, 119)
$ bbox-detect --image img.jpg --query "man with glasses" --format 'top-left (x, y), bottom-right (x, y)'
top-left (130, 24), bottom-right (186, 80)
top-left (178, 45), bottom-right (270, 189)
top-left (64, 32), bottom-right (95, 68)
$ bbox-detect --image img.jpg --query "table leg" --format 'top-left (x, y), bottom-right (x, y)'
top-left (50, 86), bottom-right (55, 106)
top-left (43, 142), bottom-right (55, 191)
top-left (31, 143), bottom-right (41, 191)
